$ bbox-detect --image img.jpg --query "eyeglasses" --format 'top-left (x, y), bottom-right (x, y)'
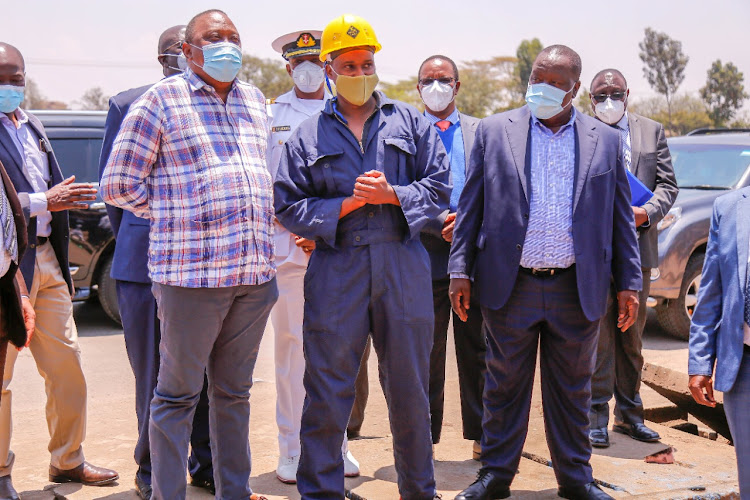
top-left (591, 91), bottom-right (627, 103)
top-left (418, 77), bottom-right (455, 87)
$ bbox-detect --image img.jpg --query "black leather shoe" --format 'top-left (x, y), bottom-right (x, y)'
top-left (558, 482), bottom-right (614, 499)
top-left (0, 475), bottom-right (19, 500)
top-left (190, 476), bottom-right (216, 495)
top-left (589, 427), bottom-right (610, 448)
top-left (613, 422), bottom-right (661, 442)
top-left (454, 469), bottom-right (510, 500)
top-left (135, 475), bottom-right (152, 500)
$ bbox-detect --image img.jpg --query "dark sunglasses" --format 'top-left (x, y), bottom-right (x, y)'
top-left (418, 77), bottom-right (455, 87)
top-left (591, 91), bottom-right (627, 103)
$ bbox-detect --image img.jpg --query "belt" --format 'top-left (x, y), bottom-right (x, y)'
top-left (36, 236), bottom-right (49, 246)
top-left (519, 265), bottom-right (574, 278)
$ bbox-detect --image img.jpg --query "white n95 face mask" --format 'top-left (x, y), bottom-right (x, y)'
top-left (421, 80), bottom-right (455, 112)
top-left (594, 97), bottom-right (626, 125)
top-left (293, 61), bottom-right (325, 93)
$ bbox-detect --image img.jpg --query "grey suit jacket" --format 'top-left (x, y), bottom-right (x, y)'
top-left (422, 112), bottom-right (480, 279)
top-left (627, 112), bottom-right (679, 268)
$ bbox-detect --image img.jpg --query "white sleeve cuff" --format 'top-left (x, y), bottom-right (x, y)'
top-left (28, 192), bottom-right (48, 217)
top-left (450, 272), bottom-right (471, 280)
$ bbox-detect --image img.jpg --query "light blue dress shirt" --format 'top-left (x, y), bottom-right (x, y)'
top-left (424, 108), bottom-right (465, 212)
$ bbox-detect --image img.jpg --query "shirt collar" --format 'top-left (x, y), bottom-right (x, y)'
top-left (616, 111), bottom-right (629, 131)
top-left (424, 107), bottom-right (460, 126)
top-left (530, 106), bottom-right (577, 134)
top-left (0, 108), bottom-right (28, 127)
top-left (276, 88), bottom-right (333, 105)
top-left (323, 90), bottom-right (393, 122)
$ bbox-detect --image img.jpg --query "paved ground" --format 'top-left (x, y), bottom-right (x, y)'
top-left (5, 303), bottom-right (739, 499)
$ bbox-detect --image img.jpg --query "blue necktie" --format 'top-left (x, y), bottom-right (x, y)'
top-left (1, 183), bottom-right (18, 264)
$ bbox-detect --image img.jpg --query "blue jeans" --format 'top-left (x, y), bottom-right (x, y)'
top-left (149, 279), bottom-right (277, 500)
top-left (724, 349), bottom-right (750, 499)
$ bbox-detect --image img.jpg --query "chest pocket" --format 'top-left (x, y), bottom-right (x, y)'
top-left (307, 150), bottom-right (344, 197)
top-left (384, 136), bottom-right (417, 185)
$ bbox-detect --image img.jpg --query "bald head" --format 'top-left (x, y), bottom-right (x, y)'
top-left (534, 44), bottom-right (582, 81)
top-left (185, 9), bottom-right (235, 45)
top-left (590, 69), bottom-right (627, 91)
top-left (0, 43), bottom-right (26, 89)
top-left (158, 25), bottom-right (186, 54)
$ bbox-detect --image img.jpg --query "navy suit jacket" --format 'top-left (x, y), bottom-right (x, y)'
top-left (98, 84), bottom-right (152, 284)
top-left (0, 111), bottom-right (72, 293)
top-left (688, 187), bottom-right (750, 392)
top-left (421, 113), bottom-right (480, 280)
top-left (448, 106), bottom-right (642, 321)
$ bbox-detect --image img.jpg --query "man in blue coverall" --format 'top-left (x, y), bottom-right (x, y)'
top-left (274, 13), bottom-right (451, 500)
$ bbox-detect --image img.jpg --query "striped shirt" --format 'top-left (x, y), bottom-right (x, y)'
top-left (101, 69), bottom-right (275, 288)
top-left (520, 108), bottom-right (577, 269)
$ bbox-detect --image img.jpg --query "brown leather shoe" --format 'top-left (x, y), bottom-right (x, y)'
top-left (49, 461), bottom-right (119, 485)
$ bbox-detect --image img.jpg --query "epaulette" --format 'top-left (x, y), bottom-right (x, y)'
top-left (266, 98), bottom-right (276, 105)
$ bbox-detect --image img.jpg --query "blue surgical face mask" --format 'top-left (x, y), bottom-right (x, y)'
top-left (525, 82), bottom-right (575, 120)
top-left (0, 85), bottom-right (25, 114)
top-left (190, 41), bottom-right (243, 83)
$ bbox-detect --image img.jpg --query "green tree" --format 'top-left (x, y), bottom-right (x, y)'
top-left (78, 86), bottom-right (109, 110)
top-left (513, 38), bottom-right (543, 100)
top-left (379, 77), bottom-right (421, 109)
top-left (630, 93), bottom-right (711, 136)
top-left (20, 78), bottom-right (68, 110)
top-left (638, 27), bottom-right (689, 127)
top-left (238, 54), bottom-right (291, 99)
top-left (574, 87), bottom-right (592, 116)
top-left (699, 59), bottom-right (748, 127)
top-left (457, 56), bottom-right (517, 117)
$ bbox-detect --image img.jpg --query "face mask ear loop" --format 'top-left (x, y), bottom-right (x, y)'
top-left (325, 61), bottom-right (348, 124)
top-left (324, 61), bottom-right (335, 95)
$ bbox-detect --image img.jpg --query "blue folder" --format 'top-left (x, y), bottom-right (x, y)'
top-left (627, 170), bottom-right (654, 206)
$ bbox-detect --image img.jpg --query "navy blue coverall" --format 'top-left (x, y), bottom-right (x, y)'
top-left (274, 92), bottom-right (451, 500)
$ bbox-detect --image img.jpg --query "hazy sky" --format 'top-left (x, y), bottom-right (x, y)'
top-left (5, 0), bottom-right (749, 110)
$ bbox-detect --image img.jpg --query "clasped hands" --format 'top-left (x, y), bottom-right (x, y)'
top-left (349, 170), bottom-right (399, 208)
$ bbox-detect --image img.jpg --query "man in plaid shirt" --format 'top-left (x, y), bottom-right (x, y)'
top-left (101, 9), bottom-right (277, 500)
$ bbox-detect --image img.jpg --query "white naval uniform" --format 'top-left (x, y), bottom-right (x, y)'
top-left (267, 88), bottom-right (346, 459)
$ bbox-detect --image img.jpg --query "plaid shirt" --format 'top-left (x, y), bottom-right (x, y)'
top-left (101, 69), bottom-right (275, 288)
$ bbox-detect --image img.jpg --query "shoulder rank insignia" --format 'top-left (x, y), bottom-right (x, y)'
top-left (272, 125), bottom-right (291, 132)
top-left (266, 98), bottom-right (276, 105)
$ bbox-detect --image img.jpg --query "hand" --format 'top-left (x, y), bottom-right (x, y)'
top-left (441, 213), bottom-right (456, 243)
top-left (295, 236), bottom-right (316, 255)
top-left (688, 375), bottom-right (716, 407)
top-left (449, 278), bottom-right (471, 323)
top-left (616, 290), bottom-right (639, 332)
top-left (633, 206), bottom-right (649, 227)
top-left (45, 176), bottom-right (97, 212)
top-left (18, 296), bottom-right (35, 351)
top-left (353, 170), bottom-right (399, 206)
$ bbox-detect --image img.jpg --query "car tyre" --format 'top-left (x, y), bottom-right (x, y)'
top-left (98, 255), bottom-right (121, 325)
top-left (655, 252), bottom-right (704, 341)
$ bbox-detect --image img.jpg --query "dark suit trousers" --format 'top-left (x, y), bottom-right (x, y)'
top-left (590, 270), bottom-right (650, 429)
top-left (116, 281), bottom-right (213, 484)
top-left (481, 269), bottom-right (598, 487)
top-left (429, 276), bottom-right (485, 443)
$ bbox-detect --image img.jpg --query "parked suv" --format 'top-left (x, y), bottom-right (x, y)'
top-left (650, 130), bottom-right (750, 339)
top-left (33, 110), bottom-right (120, 324)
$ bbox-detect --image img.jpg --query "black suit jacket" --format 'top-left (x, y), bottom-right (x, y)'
top-left (0, 159), bottom-right (28, 348)
top-left (421, 112), bottom-right (481, 280)
top-left (98, 84), bottom-right (153, 284)
top-left (627, 113), bottom-right (678, 268)
top-left (0, 110), bottom-right (72, 293)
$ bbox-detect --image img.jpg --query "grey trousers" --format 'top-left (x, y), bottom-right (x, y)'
top-left (149, 279), bottom-right (277, 500)
top-left (725, 350), bottom-right (750, 499)
top-left (590, 270), bottom-right (650, 429)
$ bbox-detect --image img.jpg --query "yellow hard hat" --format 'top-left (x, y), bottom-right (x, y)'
top-left (319, 14), bottom-right (382, 62)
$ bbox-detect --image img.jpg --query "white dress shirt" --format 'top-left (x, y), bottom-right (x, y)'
top-left (0, 108), bottom-right (52, 237)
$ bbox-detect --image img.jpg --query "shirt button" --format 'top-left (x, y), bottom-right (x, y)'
top-left (516, 244), bottom-right (522, 250)
top-left (324, 163), bottom-right (330, 169)
top-left (368, 212), bottom-right (374, 218)
top-left (278, 140), bottom-right (283, 145)
top-left (355, 236), bottom-right (361, 242)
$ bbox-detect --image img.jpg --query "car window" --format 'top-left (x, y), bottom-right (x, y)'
top-left (669, 143), bottom-right (750, 189)
top-left (48, 138), bottom-right (103, 184)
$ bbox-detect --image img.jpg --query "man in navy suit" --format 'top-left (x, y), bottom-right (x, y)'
top-left (98, 25), bottom-right (213, 499)
top-left (0, 42), bottom-right (118, 498)
top-left (417, 55), bottom-right (485, 459)
top-left (449, 45), bottom-right (642, 500)
top-left (689, 186), bottom-right (750, 498)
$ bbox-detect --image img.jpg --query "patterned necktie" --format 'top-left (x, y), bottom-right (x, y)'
top-left (619, 126), bottom-right (632, 172)
top-left (435, 120), bottom-right (451, 132)
top-left (744, 261), bottom-right (750, 327)
top-left (0, 183), bottom-right (18, 264)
